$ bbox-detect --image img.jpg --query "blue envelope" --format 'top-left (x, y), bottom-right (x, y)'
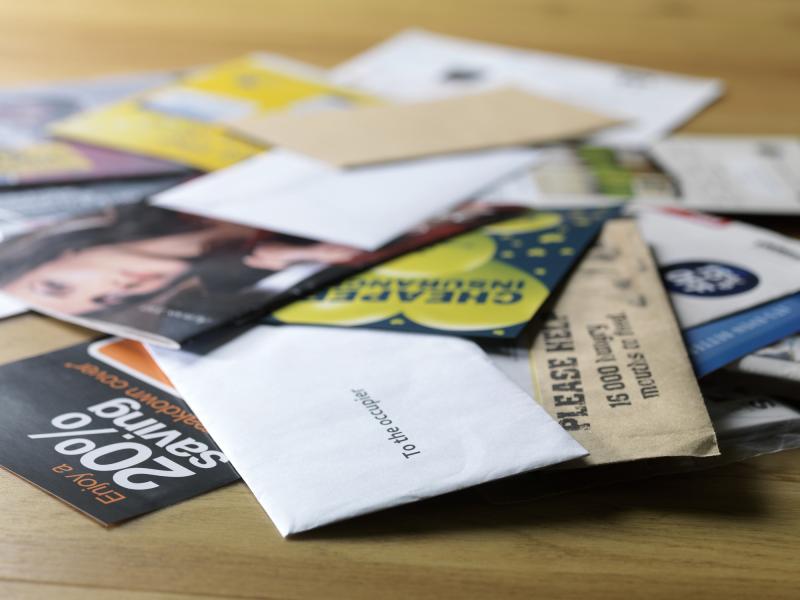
top-left (684, 293), bottom-right (800, 377)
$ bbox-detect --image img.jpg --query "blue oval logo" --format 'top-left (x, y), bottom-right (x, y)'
top-left (662, 261), bottom-right (759, 297)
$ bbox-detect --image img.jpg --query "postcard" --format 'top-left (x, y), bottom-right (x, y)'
top-left (0, 338), bottom-right (239, 525)
top-left (482, 144), bottom-right (675, 207)
top-left (636, 207), bottom-right (800, 328)
top-left (232, 87), bottom-right (620, 167)
top-left (149, 325), bottom-right (587, 536)
top-left (524, 219), bottom-right (717, 465)
top-left (484, 138), bottom-right (800, 216)
top-left (270, 207), bottom-right (616, 338)
top-left (0, 200), bottom-right (519, 347)
top-left (649, 135), bottom-right (800, 214)
top-left (51, 54), bottom-right (372, 171)
top-left (0, 72), bottom-right (187, 186)
top-left (331, 29), bottom-right (723, 148)
top-left (684, 293), bottom-right (800, 377)
top-left (151, 146), bottom-right (539, 251)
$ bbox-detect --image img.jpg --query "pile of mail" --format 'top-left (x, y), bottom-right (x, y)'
top-left (1, 30), bottom-right (798, 538)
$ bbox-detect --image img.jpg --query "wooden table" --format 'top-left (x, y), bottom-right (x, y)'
top-left (1, 1), bottom-right (799, 598)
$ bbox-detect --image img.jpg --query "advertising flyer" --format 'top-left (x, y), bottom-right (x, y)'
top-left (271, 208), bottom-right (615, 338)
top-left (0, 72), bottom-right (187, 186)
top-left (0, 201), bottom-right (518, 347)
top-left (0, 338), bottom-right (239, 525)
top-left (52, 54), bottom-right (372, 171)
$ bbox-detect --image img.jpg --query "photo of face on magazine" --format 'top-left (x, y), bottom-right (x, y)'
top-left (0, 200), bottom-right (517, 347)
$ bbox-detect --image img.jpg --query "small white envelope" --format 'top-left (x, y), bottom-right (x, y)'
top-left (636, 208), bottom-right (800, 328)
top-left (152, 147), bottom-right (538, 251)
top-left (150, 326), bottom-right (586, 536)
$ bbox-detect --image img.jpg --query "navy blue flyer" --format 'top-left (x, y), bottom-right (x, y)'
top-left (0, 338), bottom-right (239, 525)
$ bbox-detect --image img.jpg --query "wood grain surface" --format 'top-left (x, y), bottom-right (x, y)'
top-left (1, 1), bottom-right (799, 598)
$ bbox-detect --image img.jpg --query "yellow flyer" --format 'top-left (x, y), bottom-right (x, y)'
top-left (271, 208), bottom-right (617, 338)
top-left (51, 54), bottom-right (371, 171)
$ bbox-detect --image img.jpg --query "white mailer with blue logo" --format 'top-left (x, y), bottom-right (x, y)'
top-left (636, 208), bottom-right (800, 328)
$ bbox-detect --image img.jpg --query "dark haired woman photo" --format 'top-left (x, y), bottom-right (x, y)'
top-left (0, 203), bottom-right (362, 340)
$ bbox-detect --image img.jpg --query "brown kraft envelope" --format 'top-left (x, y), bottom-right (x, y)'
top-left (529, 219), bottom-right (719, 466)
top-left (230, 87), bottom-right (623, 167)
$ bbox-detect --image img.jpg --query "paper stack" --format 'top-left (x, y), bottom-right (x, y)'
top-left (0, 29), bottom-right (797, 537)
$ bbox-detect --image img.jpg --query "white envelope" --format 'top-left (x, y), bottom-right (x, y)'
top-left (0, 293), bottom-right (25, 320)
top-left (331, 29), bottom-right (723, 148)
top-left (636, 208), bottom-right (800, 328)
top-left (149, 326), bottom-right (587, 536)
top-left (151, 147), bottom-right (538, 251)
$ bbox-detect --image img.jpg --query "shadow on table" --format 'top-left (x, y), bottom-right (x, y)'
top-left (294, 455), bottom-right (773, 541)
